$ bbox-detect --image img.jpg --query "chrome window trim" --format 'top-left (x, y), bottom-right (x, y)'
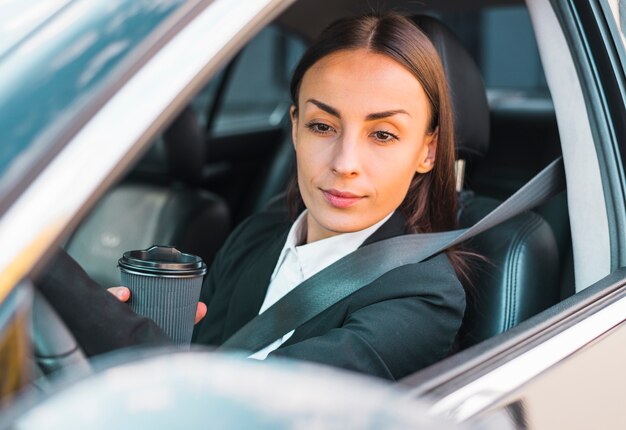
top-left (0, 0), bottom-right (293, 297)
top-left (428, 294), bottom-right (626, 421)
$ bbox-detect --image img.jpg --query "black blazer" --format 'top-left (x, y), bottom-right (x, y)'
top-left (37, 210), bottom-right (465, 381)
top-left (193, 210), bottom-right (465, 380)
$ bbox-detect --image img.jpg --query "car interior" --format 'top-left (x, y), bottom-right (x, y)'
top-left (54, 2), bottom-right (572, 373)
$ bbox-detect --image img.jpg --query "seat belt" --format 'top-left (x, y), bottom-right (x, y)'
top-left (220, 157), bottom-right (566, 352)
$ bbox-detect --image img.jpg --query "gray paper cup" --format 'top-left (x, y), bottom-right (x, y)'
top-left (118, 246), bottom-right (207, 346)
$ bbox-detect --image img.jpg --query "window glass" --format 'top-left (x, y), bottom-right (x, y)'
top-left (479, 7), bottom-right (547, 91)
top-left (194, 26), bottom-right (306, 136)
top-left (440, 6), bottom-right (548, 92)
top-left (438, 6), bottom-right (553, 122)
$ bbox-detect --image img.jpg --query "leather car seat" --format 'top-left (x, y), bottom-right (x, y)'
top-left (412, 16), bottom-right (561, 348)
top-left (65, 106), bottom-right (231, 288)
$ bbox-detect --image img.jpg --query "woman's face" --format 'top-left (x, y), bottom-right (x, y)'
top-left (292, 49), bottom-right (437, 243)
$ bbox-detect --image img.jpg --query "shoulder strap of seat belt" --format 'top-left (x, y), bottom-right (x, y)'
top-left (220, 157), bottom-right (566, 352)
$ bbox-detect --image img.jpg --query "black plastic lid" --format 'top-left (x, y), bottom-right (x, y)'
top-left (118, 246), bottom-right (207, 278)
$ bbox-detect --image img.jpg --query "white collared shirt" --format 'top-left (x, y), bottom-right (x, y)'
top-left (248, 209), bottom-right (394, 360)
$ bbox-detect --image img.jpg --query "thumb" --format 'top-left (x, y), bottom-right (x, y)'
top-left (195, 302), bottom-right (207, 324)
top-left (108, 286), bottom-right (130, 302)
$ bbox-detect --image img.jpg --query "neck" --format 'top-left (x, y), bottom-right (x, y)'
top-left (304, 212), bottom-right (341, 244)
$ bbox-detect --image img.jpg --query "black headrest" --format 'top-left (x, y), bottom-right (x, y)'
top-left (162, 106), bottom-right (206, 186)
top-left (130, 106), bottom-right (206, 186)
top-left (412, 16), bottom-right (490, 160)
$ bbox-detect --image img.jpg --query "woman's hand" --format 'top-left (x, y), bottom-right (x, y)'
top-left (107, 286), bottom-right (207, 324)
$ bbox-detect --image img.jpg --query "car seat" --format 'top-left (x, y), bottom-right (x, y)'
top-left (412, 15), bottom-right (561, 348)
top-left (65, 106), bottom-right (231, 288)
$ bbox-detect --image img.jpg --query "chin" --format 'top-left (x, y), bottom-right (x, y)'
top-left (315, 211), bottom-right (372, 234)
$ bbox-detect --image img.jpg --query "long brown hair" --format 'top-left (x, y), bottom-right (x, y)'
top-left (287, 14), bottom-right (470, 282)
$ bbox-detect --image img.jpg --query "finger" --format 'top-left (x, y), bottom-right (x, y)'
top-left (195, 302), bottom-right (207, 325)
top-left (107, 286), bottom-right (130, 302)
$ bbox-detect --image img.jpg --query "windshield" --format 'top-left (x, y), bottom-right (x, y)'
top-left (0, 0), bottom-right (184, 214)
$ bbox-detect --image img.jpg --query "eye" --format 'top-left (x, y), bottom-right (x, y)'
top-left (371, 130), bottom-right (399, 144)
top-left (305, 121), bottom-right (336, 136)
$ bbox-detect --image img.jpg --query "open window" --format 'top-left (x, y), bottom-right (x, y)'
top-left (1, 0), bottom-right (625, 426)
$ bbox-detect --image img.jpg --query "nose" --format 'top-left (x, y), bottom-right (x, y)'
top-left (331, 132), bottom-right (361, 177)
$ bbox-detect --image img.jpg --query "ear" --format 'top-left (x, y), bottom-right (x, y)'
top-left (290, 105), bottom-right (298, 150)
top-left (415, 128), bottom-right (438, 173)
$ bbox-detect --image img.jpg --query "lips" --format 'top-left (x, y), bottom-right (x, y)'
top-left (321, 188), bottom-right (364, 208)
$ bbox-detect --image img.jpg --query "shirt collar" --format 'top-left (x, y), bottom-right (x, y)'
top-left (280, 210), bottom-right (394, 281)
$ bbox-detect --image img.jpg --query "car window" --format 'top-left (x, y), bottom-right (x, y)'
top-left (479, 6), bottom-right (547, 91)
top-left (5, 1), bottom-right (626, 426)
top-left (440, 5), bottom-right (549, 98)
top-left (192, 25), bottom-right (306, 136)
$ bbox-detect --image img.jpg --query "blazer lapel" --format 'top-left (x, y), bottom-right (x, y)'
top-left (221, 227), bottom-right (289, 342)
top-left (361, 211), bottom-right (408, 246)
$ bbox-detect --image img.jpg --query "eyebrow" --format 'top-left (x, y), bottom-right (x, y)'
top-left (365, 110), bottom-right (411, 121)
top-left (306, 99), bottom-right (341, 118)
top-left (305, 98), bottom-right (411, 121)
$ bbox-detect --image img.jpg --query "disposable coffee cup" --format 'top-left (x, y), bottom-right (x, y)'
top-left (118, 245), bottom-right (207, 346)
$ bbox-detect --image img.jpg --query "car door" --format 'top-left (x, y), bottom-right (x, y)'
top-left (402, 0), bottom-right (626, 427)
top-left (2, 0), bottom-right (625, 426)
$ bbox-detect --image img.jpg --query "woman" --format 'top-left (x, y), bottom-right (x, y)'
top-left (39, 14), bottom-right (465, 381)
